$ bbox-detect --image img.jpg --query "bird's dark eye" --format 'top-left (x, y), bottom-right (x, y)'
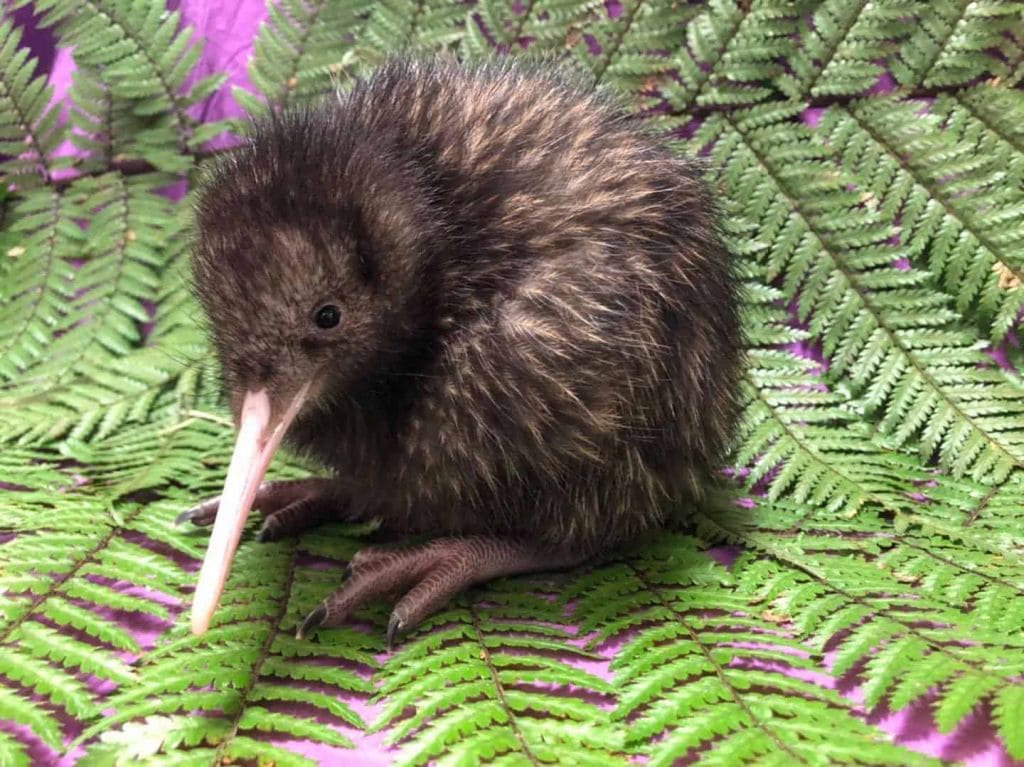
top-left (314, 304), bottom-right (342, 329)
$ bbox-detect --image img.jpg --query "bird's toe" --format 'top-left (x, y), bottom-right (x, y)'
top-left (386, 610), bottom-right (407, 651)
top-left (296, 603), bottom-right (327, 640)
top-left (299, 545), bottom-right (435, 644)
top-left (180, 479), bottom-right (338, 538)
top-left (258, 497), bottom-right (332, 542)
top-left (347, 545), bottom-right (403, 575)
top-left (299, 538), bottom-right (579, 649)
top-left (175, 498), bottom-right (219, 527)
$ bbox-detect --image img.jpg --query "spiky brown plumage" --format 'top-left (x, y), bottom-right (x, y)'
top-left (187, 56), bottom-right (742, 642)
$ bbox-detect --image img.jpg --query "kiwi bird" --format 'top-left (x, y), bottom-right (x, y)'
top-left (180, 57), bottom-right (742, 647)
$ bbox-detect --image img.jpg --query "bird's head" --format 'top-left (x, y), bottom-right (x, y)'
top-left (186, 106), bottom-right (439, 634)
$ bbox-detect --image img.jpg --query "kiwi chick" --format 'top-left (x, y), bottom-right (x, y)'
top-left (180, 56), bottom-right (742, 647)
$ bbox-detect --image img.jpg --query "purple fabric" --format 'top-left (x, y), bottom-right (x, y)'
top-left (6, 3), bottom-right (1022, 765)
top-left (168, 0), bottom-right (268, 126)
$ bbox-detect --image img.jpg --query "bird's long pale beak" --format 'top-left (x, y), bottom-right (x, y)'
top-left (190, 383), bottom-right (310, 635)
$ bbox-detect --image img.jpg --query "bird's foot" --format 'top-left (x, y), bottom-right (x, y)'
top-left (296, 536), bottom-right (582, 649)
top-left (175, 478), bottom-right (336, 541)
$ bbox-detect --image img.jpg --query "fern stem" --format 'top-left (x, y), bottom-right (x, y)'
top-left (100, 78), bottom-right (114, 168)
top-left (799, 0), bottom-right (870, 99)
top-left (77, 0), bottom-right (196, 157)
top-left (911, 0), bottom-right (973, 89)
top-left (467, 603), bottom-right (542, 766)
top-left (0, 509), bottom-right (140, 644)
top-left (954, 89), bottom-right (1024, 157)
top-left (279, 0), bottom-right (331, 110)
top-left (180, 409), bottom-right (235, 428)
top-left (213, 542), bottom-right (299, 764)
top-left (626, 561), bottom-right (808, 764)
top-left (673, 1), bottom-right (748, 113)
top-left (899, 538), bottom-right (1024, 597)
top-left (508, 0), bottom-right (538, 46)
top-left (53, 146), bottom-right (232, 191)
top-left (963, 482), bottom-right (999, 527)
top-left (0, 190), bottom-right (64, 377)
top-left (744, 378), bottom-right (898, 516)
top-left (750, 535), bottom-right (1013, 674)
top-left (591, 0), bottom-right (645, 87)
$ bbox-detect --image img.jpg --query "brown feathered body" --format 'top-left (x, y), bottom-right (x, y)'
top-left (192, 57), bottom-right (742, 557)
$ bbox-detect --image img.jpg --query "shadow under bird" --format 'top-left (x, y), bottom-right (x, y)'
top-left (179, 56), bottom-right (742, 648)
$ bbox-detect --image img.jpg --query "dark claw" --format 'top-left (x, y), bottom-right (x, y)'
top-left (296, 604), bottom-right (327, 640)
top-left (174, 506), bottom-right (213, 527)
top-left (386, 612), bottom-right (405, 651)
top-left (256, 520), bottom-right (274, 543)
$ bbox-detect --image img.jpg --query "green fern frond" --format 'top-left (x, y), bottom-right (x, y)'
top-left (0, 339), bottom-right (211, 445)
top-left (892, 0), bottom-right (1024, 89)
top-left (0, 186), bottom-right (78, 380)
top-left (935, 85), bottom-right (1024, 190)
top-left (65, 66), bottom-right (188, 177)
top-left (778, 0), bottom-right (917, 99)
top-left (243, 0), bottom-right (378, 113)
top-left (819, 96), bottom-right (1024, 341)
top-left (568, 0), bottom-right (699, 101)
top-left (0, 172), bottom-right (204, 444)
top-left (0, 19), bottom-right (67, 188)
top-left (13, 0), bottom-right (224, 160)
top-left (734, 258), bottom-right (936, 517)
top-left (505, 0), bottom-right (601, 50)
top-left (729, 502), bottom-right (1024, 757)
top-left (9, 173), bottom-right (177, 383)
top-left (738, 350), bottom-right (935, 517)
top-left (0, 687), bottom-right (64, 752)
top-left (0, 487), bottom-right (178, 758)
top-left (661, 0), bottom-right (805, 114)
top-left (570, 535), bottom-right (938, 766)
top-left (874, 530), bottom-right (1024, 638)
top-left (0, 731), bottom-right (31, 767)
top-left (242, 0), bottom-right (472, 117)
top-left (897, 470), bottom-right (1024, 563)
top-left (469, 0), bottom-right (534, 51)
top-left (0, 646), bottom-right (100, 719)
top-left (750, 494), bottom-right (1024, 618)
top-left (77, 537), bottom-right (374, 764)
top-left (373, 577), bottom-right (626, 767)
top-left (564, 540), bottom-right (729, 646)
top-left (702, 104), bottom-right (1024, 482)
top-left (1004, 25), bottom-right (1024, 87)
top-left (361, 0), bottom-right (468, 58)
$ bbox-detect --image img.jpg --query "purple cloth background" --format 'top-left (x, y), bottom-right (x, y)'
top-left (6, 2), bottom-right (1023, 765)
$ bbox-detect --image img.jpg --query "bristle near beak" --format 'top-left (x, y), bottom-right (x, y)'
top-left (190, 383), bottom-right (310, 635)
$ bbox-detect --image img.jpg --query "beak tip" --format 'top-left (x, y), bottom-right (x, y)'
top-left (191, 609), bottom-right (211, 636)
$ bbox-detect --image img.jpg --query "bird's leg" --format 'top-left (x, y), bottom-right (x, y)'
top-left (175, 478), bottom-right (337, 541)
top-left (297, 536), bottom-right (585, 648)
